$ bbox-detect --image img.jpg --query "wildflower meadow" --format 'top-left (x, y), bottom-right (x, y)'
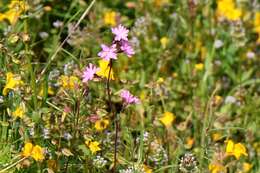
top-left (0, 0), bottom-right (259, 173)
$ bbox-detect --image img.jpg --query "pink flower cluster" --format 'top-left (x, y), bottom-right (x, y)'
top-left (81, 25), bottom-right (140, 105)
top-left (82, 24), bottom-right (135, 83)
top-left (98, 24), bottom-right (135, 61)
top-left (120, 89), bottom-right (140, 105)
top-left (82, 63), bottom-right (99, 83)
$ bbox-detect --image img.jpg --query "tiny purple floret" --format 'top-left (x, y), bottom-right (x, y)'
top-left (82, 63), bottom-right (99, 83)
top-left (120, 89), bottom-right (140, 105)
top-left (120, 40), bottom-right (135, 57)
top-left (111, 24), bottom-right (129, 41)
top-left (98, 44), bottom-right (117, 61)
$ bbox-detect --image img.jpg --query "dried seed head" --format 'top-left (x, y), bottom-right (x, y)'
top-left (179, 153), bottom-right (198, 173)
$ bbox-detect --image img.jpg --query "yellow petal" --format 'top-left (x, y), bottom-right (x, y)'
top-left (233, 143), bottom-right (247, 159)
top-left (88, 141), bottom-right (101, 154)
top-left (160, 37), bottom-right (169, 49)
top-left (104, 11), bottom-right (116, 26)
top-left (12, 105), bottom-right (25, 118)
top-left (95, 119), bottom-right (109, 131)
top-left (31, 145), bottom-right (45, 161)
top-left (226, 140), bottom-right (235, 154)
top-left (212, 133), bottom-right (222, 142)
top-left (195, 63), bottom-right (204, 71)
top-left (3, 72), bottom-right (23, 95)
top-left (243, 162), bottom-right (252, 172)
top-left (22, 142), bottom-right (33, 157)
top-left (96, 59), bottom-right (115, 80)
top-left (143, 164), bottom-right (152, 173)
top-left (159, 111), bottom-right (175, 127)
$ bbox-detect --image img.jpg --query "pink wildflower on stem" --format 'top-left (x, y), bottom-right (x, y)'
top-left (98, 44), bottom-right (117, 61)
top-left (120, 89), bottom-right (140, 105)
top-left (120, 40), bottom-right (135, 57)
top-left (82, 63), bottom-right (99, 83)
top-left (111, 24), bottom-right (129, 41)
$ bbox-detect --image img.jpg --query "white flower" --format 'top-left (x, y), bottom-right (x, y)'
top-left (214, 40), bottom-right (223, 49)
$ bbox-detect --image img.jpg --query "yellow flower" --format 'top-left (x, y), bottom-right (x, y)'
top-left (139, 90), bottom-right (147, 101)
top-left (242, 162), bottom-right (252, 173)
top-left (159, 111), bottom-right (175, 127)
top-left (0, 1), bottom-right (29, 25)
top-left (95, 119), bottom-right (109, 131)
top-left (226, 8), bottom-right (242, 21)
top-left (195, 63), bottom-right (204, 71)
top-left (31, 145), bottom-right (45, 162)
top-left (154, 0), bottom-right (169, 7)
top-left (104, 11), bottom-right (117, 26)
top-left (12, 105), bottom-right (25, 118)
top-left (59, 75), bottom-right (80, 90)
top-left (254, 12), bottom-right (260, 32)
top-left (39, 86), bottom-right (55, 97)
top-left (143, 164), bottom-right (152, 173)
top-left (160, 37), bottom-right (169, 49)
top-left (225, 140), bottom-right (248, 159)
top-left (157, 77), bottom-right (164, 84)
top-left (217, 0), bottom-right (242, 21)
top-left (22, 142), bottom-right (33, 157)
top-left (214, 95), bottom-right (223, 105)
top-left (172, 72), bottom-right (178, 78)
top-left (3, 72), bottom-right (24, 96)
top-left (185, 137), bottom-right (194, 149)
top-left (22, 143), bottom-right (44, 161)
top-left (96, 59), bottom-right (115, 80)
top-left (43, 6), bottom-right (52, 12)
top-left (212, 133), bottom-right (222, 142)
top-left (86, 141), bottom-right (101, 154)
top-left (209, 163), bottom-right (226, 173)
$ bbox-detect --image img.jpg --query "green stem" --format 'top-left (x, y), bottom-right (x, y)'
top-left (23, 0), bottom-right (37, 108)
top-left (0, 157), bottom-right (26, 173)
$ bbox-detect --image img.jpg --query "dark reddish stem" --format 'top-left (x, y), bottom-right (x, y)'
top-left (105, 60), bottom-right (118, 172)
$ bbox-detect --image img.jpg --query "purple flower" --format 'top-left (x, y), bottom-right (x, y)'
top-left (98, 44), bottom-right (117, 61)
top-left (82, 63), bottom-right (99, 83)
top-left (120, 40), bottom-right (135, 57)
top-left (111, 24), bottom-right (129, 41)
top-left (120, 89), bottom-right (140, 105)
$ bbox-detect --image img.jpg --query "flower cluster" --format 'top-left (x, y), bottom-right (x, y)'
top-left (81, 24), bottom-right (139, 105)
top-left (120, 89), bottom-right (140, 105)
top-left (82, 25), bottom-right (134, 83)
top-left (217, 0), bottom-right (242, 21)
top-left (225, 139), bottom-right (247, 159)
top-left (22, 142), bottom-right (45, 162)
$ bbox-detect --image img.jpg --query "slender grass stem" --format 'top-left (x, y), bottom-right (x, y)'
top-left (0, 157), bottom-right (26, 173)
top-left (23, 0), bottom-right (37, 108)
top-left (39, 0), bottom-right (96, 79)
top-left (199, 86), bottom-right (218, 172)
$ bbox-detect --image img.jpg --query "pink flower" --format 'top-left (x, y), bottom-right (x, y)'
top-left (120, 89), bottom-right (140, 105)
top-left (98, 44), bottom-right (117, 61)
top-left (111, 24), bottom-right (129, 41)
top-left (120, 40), bottom-right (135, 57)
top-left (82, 63), bottom-right (99, 83)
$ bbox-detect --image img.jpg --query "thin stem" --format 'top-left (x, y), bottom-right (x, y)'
top-left (104, 59), bottom-right (119, 172)
top-left (106, 60), bottom-right (113, 109)
top-left (105, 60), bottom-right (118, 172)
top-left (23, 0), bottom-right (37, 108)
top-left (199, 86), bottom-right (219, 172)
top-left (0, 157), bottom-right (27, 173)
top-left (113, 113), bottom-right (119, 172)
